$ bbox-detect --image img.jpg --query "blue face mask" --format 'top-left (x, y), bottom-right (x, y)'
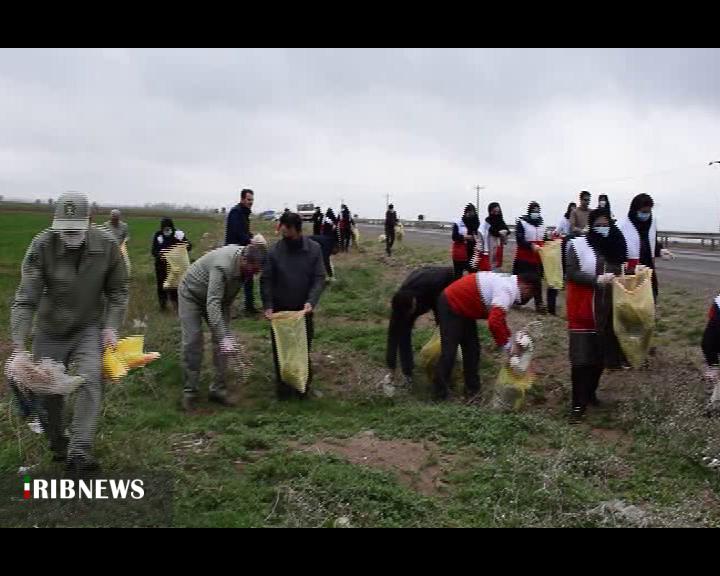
top-left (636, 211), bottom-right (651, 222)
top-left (593, 226), bottom-right (610, 237)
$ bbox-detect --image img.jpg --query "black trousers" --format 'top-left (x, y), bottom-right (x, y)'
top-left (434, 294), bottom-right (480, 399)
top-left (155, 260), bottom-right (178, 310)
top-left (244, 276), bottom-right (256, 311)
top-left (387, 315), bottom-right (416, 377)
top-left (453, 260), bottom-right (468, 279)
top-left (340, 228), bottom-right (351, 252)
top-left (571, 365), bottom-right (603, 409)
top-left (385, 230), bottom-right (395, 255)
top-left (271, 313), bottom-right (314, 399)
top-left (547, 288), bottom-right (558, 315)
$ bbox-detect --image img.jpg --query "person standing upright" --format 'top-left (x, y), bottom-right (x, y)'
top-left (102, 209), bottom-right (129, 245)
top-left (570, 191), bottom-right (592, 236)
top-left (312, 206), bottom-right (324, 236)
top-left (479, 202), bottom-right (510, 272)
top-left (384, 204), bottom-right (398, 256)
top-left (513, 201), bottom-right (548, 313)
top-left (151, 217), bottom-right (192, 312)
top-left (451, 204), bottom-right (481, 278)
top-left (225, 188), bottom-right (257, 314)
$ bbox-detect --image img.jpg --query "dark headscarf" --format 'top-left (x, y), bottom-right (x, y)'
top-left (520, 201), bottom-right (543, 226)
top-left (598, 194), bottom-right (611, 214)
top-left (159, 217), bottom-right (175, 233)
top-left (628, 193), bottom-right (654, 232)
top-left (325, 208), bottom-right (337, 223)
top-left (564, 202), bottom-right (577, 220)
top-left (587, 208), bottom-right (627, 265)
top-left (462, 203), bottom-right (480, 234)
top-left (486, 202), bottom-right (509, 237)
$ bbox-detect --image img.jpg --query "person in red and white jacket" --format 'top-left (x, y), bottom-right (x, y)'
top-left (546, 201), bottom-right (577, 316)
top-left (565, 208), bottom-right (627, 422)
top-left (513, 201), bottom-right (549, 313)
top-left (618, 193), bottom-right (674, 303)
top-left (478, 202), bottom-right (510, 272)
top-left (433, 271), bottom-right (537, 400)
top-left (451, 204), bottom-right (482, 279)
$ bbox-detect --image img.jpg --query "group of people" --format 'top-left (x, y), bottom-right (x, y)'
top-left (9, 186), bottom-right (720, 475)
top-left (387, 190), bottom-right (685, 421)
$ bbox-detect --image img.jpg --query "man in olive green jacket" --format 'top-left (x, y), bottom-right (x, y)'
top-left (10, 192), bottom-right (129, 472)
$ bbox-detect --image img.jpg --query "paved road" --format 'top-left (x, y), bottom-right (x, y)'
top-left (359, 224), bottom-right (720, 293)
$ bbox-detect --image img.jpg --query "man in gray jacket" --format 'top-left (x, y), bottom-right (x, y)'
top-left (178, 236), bottom-right (267, 411)
top-left (11, 192), bottom-right (129, 473)
top-left (261, 212), bottom-right (326, 399)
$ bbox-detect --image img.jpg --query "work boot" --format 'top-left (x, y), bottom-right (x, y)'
top-left (402, 374), bottom-right (414, 389)
top-left (536, 304), bottom-right (548, 315)
top-left (51, 437), bottom-right (69, 463)
top-left (208, 391), bottom-right (235, 407)
top-left (432, 385), bottom-right (449, 402)
top-left (65, 455), bottom-right (101, 477)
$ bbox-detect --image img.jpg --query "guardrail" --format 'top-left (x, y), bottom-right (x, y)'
top-left (356, 220), bottom-right (720, 250)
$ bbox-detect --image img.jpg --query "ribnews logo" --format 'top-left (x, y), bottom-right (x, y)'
top-left (22, 474), bottom-right (145, 500)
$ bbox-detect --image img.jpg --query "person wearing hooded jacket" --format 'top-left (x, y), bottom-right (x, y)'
top-left (565, 208), bottom-right (627, 422)
top-left (322, 208), bottom-right (338, 239)
top-left (451, 203), bottom-right (482, 279)
top-left (513, 201), bottom-right (549, 312)
top-left (618, 193), bottom-right (674, 303)
top-left (479, 202), bottom-right (510, 272)
top-left (151, 217), bottom-right (192, 311)
top-left (338, 204), bottom-right (354, 253)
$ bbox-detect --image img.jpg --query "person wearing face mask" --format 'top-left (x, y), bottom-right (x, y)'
top-left (178, 235), bottom-right (268, 411)
top-left (570, 191), bottom-right (592, 236)
top-left (451, 204), bottom-right (482, 278)
top-left (10, 192), bottom-right (129, 472)
top-left (151, 217), bottom-right (193, 312)
top-left (618, 193), bottom-right (674, 302)
top-left (513, 201), bottom-right (549, 312)
top-left (597, 194), bottom-right (614, 219)
top-left (565, 208), bottom-right (627, 422)
top-left (546, 202), bottom-right (577, 316)
top-left (261, 212), bottom-right (327, 399)
top-left (479, 202), bottom-right (510, 272)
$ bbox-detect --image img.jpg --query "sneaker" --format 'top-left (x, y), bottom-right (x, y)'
top-left (65, 456), bottom-right (101, 476)
top-left (27, 417), bottom-right (44, 435)
top-left (402, 375), bottom-right (414, 389)
top-left (569, 406), bottom-right (585, 424)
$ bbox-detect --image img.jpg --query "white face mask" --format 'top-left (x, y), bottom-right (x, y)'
top-left (58, 230), bottom-right (86, 249)
top-left (530, 212), bottom-right (541, 220)
top-left (593, 226), bottom-right (610, 237)
top-left (163, 227), bottom-right (173, 237)
top-left (599, 201), bottom-right (607, 208)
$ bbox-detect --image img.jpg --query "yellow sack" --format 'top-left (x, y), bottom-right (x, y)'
top-left (492, 366), bottom-right (535, 412)
top-left (418, 329), bottom-right (464, 387)
top-left (271, 311), bottom-right (309, 393)
top-left (538, 239), bottom-right (564, 289)
top-left (103, 335), bottom-right (161, 381)
top-left (162, 244), bottom-right (190, 289)
top-left (613, 268), bottom-right (655, 368)
top-left (119, 241), bottom-right (131, 276)
top-left (352, 227), bottom-right (360, 244)
top-left (395, 224), bottom-right (404, 242)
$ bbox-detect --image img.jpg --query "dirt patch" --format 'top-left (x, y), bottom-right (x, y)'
top-left (310, 351), bottom-right (388, 397)
top-left (293, 430), bottom-right (454, 496)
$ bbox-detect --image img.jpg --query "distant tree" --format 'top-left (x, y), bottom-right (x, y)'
top-left (418, 214), bottom-right (425, 221)
top-left (214, 208), bottom-right (220, 214)
top-left (220, 207), bottom-right (226, 214)
top-left (35, 199), bottom-right (42, 204)
top-left (0, 195), bottom-right (4, 202)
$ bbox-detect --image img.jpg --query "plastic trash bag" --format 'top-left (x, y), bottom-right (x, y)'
top-left (351, 227), bottom-right (360, 244)
top-left (4, 351), bottom-right (84, 395)
top-left (418, 329), bottom-right (464, 387)
top-left (102, 335), bottom-right (161, 381)
top-left (271, 311), bottom-right (309, 393)
top-left (395, 224), bottom-right (404, 242)
top-left (491, 330), bottom-right (537, 412)
top-left (613, 268), bottom-right (655, 368)
top-left (539, 239), bottom-right (564, 290)
top-left (119, 240), bottom-right (131, 276)
top-left (162, 244), bottom-right (190, 289)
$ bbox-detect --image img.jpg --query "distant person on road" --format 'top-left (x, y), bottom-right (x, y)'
top-left (386, 266), bottom-right (456, 389)
top-left (102, 209), bottom-right (130, 245)
top-left (225, 188), bottom-right (258, 315)
top-left (433, 271), bottom-right (537, 401)
top-left (451, 204), bottom-right (481, 278)
top-left (384, 204), bottom-right (398, 256)
top-left (570, 191), bottom-right (592, 236)
top-left (339, 204), bottom-right (354, 253)
top-left (565, 208), bottom-right (627, 422)
top-left (151, 217), bottom-right (192, 312)
top-left (262, 212), bottom-right (327, 400)
top-left (513, 201), bottom-right (548, 313)
top-left (178, 236), bottom-right (268, 411)
top-left (618, 193), bottom-right (674, 303)
top-left (312, 206), bottom-right (324, 236)
top-left (479, 202), bottom-right (510, 272)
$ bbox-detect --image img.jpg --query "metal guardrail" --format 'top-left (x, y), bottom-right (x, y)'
top-left (356, 219), bottom-right (720, 249)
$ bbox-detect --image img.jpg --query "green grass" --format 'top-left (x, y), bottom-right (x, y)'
top-left (1, 213), bottom-right (720, 527)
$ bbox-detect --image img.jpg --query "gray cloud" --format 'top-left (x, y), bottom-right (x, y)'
top-left (1, 48), bottom-right (719, 230)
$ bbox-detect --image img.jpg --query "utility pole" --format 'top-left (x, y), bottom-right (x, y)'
top-left (474, 185), bottom-right (486, 210)
top-left (711, 161), bottom-right (720, 232)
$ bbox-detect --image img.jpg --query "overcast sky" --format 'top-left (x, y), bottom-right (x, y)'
top-left (1, 48), bottom-right (719, 230)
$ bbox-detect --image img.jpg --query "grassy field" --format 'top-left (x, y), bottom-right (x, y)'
top-left (1, 210), bottom-right (720, 527)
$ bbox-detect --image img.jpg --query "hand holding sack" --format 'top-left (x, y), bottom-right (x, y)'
top-left (612, 267), bottom-right (655, 368)
top-left (5, 350), bottom-right (84, 395)
top-left (491, 331), bottom-right (536, 412)
top-left (271, 311), bottom-right (310, 393)
top-left (538, 239), bottom-right (564, 289)
top-left (162, 244), bottom-right (190, 289)
top-left (418, 329), bottom-right (464, 388)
